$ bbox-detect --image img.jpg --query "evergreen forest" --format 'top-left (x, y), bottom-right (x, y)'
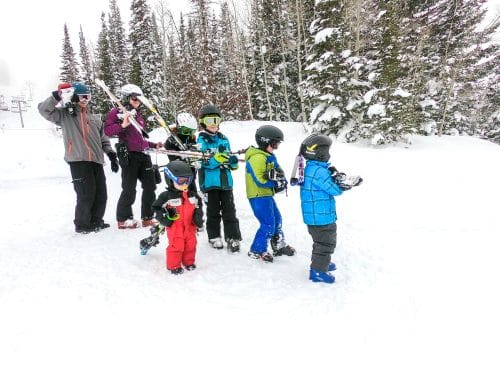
top-left (59, 0), bottom-right (500, 144)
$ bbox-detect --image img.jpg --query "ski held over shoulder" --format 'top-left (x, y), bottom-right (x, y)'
top-left (136, 95), bottom-right (187, 151)
top-left (95, 79), bottom-right (149, 138)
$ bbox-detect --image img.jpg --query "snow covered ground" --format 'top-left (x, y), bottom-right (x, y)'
top-left (1, 106), bottom-right (499, 374)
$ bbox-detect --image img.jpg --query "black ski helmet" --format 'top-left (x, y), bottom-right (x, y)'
top-left (164, 160), bottom-right (193, 187)
top-left (199, 104), bottom-right (222, 119)
top-left (300, 134), bottom-right (332, 162)
top-left (255, 125), bottom-right (284, 149)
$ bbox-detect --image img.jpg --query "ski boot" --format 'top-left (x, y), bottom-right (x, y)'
top-left (92, 221), bottom-right (110, 231)
top-left (247, 250), bottom-right (274, 263)
top-left (118, 219), bottom-right (140, 229)
top-left (141, 218), bottom-right (158, 227)
top-left (309, 269), bottom-right (335, 284)
top-left (170, 268), bottom-right (184, 275)
top-left (209, 237), bottom-right (224, 249)
top-left (185, 264), bottom-right (197, 271)
top-left (226, 239), bottom-right (241, 253)
top-left (271, 235), bottom-right (296, 256)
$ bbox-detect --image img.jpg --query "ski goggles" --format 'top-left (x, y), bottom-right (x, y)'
top-left (172, 175), bottom-right (192, 186)
top-left (164, 167), bottom-right (193, 186)
top-left (77, 94), bottom-right (91, 101)
top-left (178, 126), bottom-right (196, 136)
top-left (201, 116), bottom-right (222, 127)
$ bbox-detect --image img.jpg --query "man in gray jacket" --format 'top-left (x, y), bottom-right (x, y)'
top-left (38, 82), bottom-right (119, 233)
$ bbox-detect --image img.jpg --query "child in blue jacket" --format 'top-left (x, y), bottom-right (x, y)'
top-left (196, 104), bottom-right (242, 252)
top-left (300, 134), bottom-right (361, 284)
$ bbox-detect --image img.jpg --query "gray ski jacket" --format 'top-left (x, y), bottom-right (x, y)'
top-left (38, 96), bottom-right (113, 164)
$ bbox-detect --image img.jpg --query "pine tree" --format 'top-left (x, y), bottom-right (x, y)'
top-left (108, 0), bottom-right (129, 91)
top-left (129, 0), bottom-right (165, 117)
top-left (78, 26), bottom-right (95, 95)
top-left (361, 0), bottom-right (417, 144)
top-left (95, 13), bottom-right (114, 115)
top-left (189, 0), bottom-right (216, 112)
top-left (174, 13), bottom-right (193, 114)
top-left (60, 24), bottom-right (81, 83)
top-left (249, 0), bottom-right (274, 120)
top-left (410, 0), bottom-right (498, 137)
top-left (216, 2), bottom-right (250, 119)
top-left (304, 0), bottom-right (373, 137)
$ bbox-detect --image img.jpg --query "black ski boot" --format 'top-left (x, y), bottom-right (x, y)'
top-left (227, 239), bottom-right (241, 253)
top-left (170, 267), bottom-right (184, 275)
top-left (271, 235), bottom-right (296, 256)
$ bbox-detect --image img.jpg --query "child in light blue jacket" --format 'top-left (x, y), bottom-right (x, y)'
top-left (196, 104), bottom-right (241, 252)
top-left (300, 134), bottom-right (361, 284)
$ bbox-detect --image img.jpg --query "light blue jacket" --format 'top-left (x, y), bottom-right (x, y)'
top-left (196, 131), bottom-right (237, 191)
top-left (300, 160), bottom-right (343, 225)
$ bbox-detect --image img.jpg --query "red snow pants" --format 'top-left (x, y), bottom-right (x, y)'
top-left (165, 191), bottom-right (198, 270)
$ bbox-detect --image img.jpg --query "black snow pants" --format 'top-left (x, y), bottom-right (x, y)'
top-left (116, 152), bottom-right (156, 221)
top-left (69, 161), bottom-right (107, 231)
top-left (307, 223), bottom-right (337, 272)
top-left (205, 189), bottom-right (241, 241)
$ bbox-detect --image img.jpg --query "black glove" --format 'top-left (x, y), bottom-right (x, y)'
top-left (166, 207), bottom-right (179, 220)
top-left (338, 183), bottom-right (352, 191)
top-left (274, 178), bottom-right (288, 193)
top-left (155, 210), bottom-right (170, 227)
top-left (266, 167), bottom-right (285, 181)
top-left (52, 91), bottom-right (62, 101)
top-left (328, 166), bottom-right (339, 174)
top-left (228, 155), bottom-right (238, 165)
top-left (193, 207), bottom-right (204, 228)
top-left (107, 152), bottom-right (119, 173)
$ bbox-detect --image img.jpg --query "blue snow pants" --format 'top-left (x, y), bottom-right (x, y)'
top-left (249, 196), bottom-right (282, 253)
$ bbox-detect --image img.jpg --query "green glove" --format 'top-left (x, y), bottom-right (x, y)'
top-left (214, 152), bottom-right (229, 163)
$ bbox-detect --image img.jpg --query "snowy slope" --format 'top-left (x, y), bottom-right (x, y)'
top-left (1, 107), bottom-right (499, 375)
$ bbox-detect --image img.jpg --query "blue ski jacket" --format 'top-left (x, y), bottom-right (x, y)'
top-left (300, 160), bottom-right (343, 225)
top-left (196, 131), bottom-right (237, 192)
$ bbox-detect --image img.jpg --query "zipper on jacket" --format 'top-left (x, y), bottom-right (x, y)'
top-left (80, 109), bottom-right (92, 161)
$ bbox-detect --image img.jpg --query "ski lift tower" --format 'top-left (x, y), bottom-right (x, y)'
top-left (11, 96), bottom-right (27, 128)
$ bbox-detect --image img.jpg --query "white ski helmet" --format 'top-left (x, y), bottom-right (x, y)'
top-left (120, 84), bottom-right (143, 101)
top-left (176, 112), bottom-right (198, 131)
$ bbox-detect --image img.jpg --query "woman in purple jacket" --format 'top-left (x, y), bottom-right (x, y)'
top-left (104, 84), bottom-right (163, 229)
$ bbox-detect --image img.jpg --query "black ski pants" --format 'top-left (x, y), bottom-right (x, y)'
top-left (69, 161), bottom-right (107, 231)
top-left (307, 223), bottom-right (337, 272)
top-left (205, 189), bottom-right (241, 241)
top-left (116, 152), bottom-right (156, 221)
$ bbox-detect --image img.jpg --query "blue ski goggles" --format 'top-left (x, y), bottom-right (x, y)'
top-left (163, 167), bottom-right (193, 186)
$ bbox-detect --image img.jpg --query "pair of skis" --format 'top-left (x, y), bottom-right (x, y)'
top-left (147, 148), bottom-right (246, 163)
top-left (140, 224), bottom-right (165, 255)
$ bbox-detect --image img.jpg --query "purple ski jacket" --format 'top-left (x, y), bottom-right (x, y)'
top-left (104, 107), bottom-right (156, 152)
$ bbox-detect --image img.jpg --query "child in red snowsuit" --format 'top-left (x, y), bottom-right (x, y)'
top-left (152, 160), bottom-right (203, 274)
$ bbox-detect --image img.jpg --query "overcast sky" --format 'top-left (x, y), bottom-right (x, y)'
top-left (0, 0), bottom-right (194, 97)
top-left (0, 0), bottom-right (498, 98)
